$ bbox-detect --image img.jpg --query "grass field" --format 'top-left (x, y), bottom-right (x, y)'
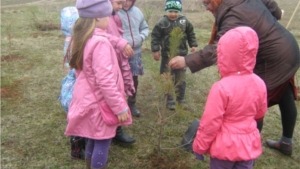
top-left (1, 0), bottom-right (300, 168)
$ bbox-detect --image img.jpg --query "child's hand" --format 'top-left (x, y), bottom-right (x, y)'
top-left (123, 44), bottom-right (134, 58)
top-left (153, 52), bottom-right (160, 61)
top-left (194, 152), bottom-right (204, 161)
top-left (117, 111), bottom-right (129, 123)
top-left (191, 47), bottom-right (197, 53)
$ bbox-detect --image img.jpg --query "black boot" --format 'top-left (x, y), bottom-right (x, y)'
top-left (70, 136), bottom-right (86, 160)
top-left (129, 103), bottom-right (141, 117)
top-left (128, 95), bottom-right (141, 117)
top-left (113, 126), bottom-right (136, 145)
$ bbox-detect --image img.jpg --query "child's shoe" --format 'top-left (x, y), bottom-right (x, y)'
top-left (112, 126), bottom-right (136, 145)
top-left (265, 139), bottom-right (292, 155)
top-left (167, 101), bottom-right (175, 110)
top-left (70, 136), bottom-right (86, 160)
top-left (129, 103), bottom-right (141, 117)
top-left (177, 99), bottom-right (186, 104)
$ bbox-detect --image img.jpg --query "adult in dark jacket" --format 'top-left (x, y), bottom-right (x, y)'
top-left (169, 0), bottom-right (300, 156)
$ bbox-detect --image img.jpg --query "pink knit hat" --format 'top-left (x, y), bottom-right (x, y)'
top-left (76, 0), bottom-right (112, 18)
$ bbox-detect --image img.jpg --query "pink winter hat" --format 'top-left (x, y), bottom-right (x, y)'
top-left (76, 0), bottom-right (112, 18)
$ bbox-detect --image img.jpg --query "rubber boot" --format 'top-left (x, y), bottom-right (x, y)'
top-left (70, 136), bottom-right (86, 160)
top-left (128, 96), bottom-right (141, 117)
top-left (113, 126), bottom-right (136, 145)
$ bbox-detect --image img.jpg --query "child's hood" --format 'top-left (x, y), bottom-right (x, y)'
top-left (125, 0), bottom-right (136, 10)
top-left (217, 26), bottom-right (258, 78)
top-left (60, 6), bottom-right (79, 37)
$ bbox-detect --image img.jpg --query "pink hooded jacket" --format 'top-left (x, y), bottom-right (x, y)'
top-left (106, 8), bottom-right (135, 96)
top-left (65, 28), bottom-right (132, 139)
top-left (192, 27), bottom-right (267, 161)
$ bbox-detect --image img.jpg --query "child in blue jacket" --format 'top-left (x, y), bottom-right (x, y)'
top-left (117, 0), bottom-right (149, 117)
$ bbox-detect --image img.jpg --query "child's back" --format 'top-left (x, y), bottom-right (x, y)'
top-left (193, 26), bottom-right (267, 168)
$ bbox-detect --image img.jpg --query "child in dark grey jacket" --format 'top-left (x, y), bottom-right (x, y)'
top-left (151, 0), bottom-right (198, 110)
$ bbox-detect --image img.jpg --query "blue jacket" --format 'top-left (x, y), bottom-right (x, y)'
top-left (117, 6), bottom-right (149, 54)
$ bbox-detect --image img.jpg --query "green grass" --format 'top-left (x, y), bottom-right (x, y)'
top-left (1, 0), bottom-right (300, 168)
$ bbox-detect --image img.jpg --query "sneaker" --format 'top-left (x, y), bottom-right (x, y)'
top-left (265, 139), bottom-right (292, 155)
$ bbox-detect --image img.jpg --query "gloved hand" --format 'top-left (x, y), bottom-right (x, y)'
top-left (194, 152), bottom-right (204, 161)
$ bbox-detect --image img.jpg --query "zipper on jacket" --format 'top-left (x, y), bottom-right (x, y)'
top-left (126, 12), bottom-right (135, 48)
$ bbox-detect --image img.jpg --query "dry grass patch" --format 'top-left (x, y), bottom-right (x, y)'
top-left (1, 0), bottom-right (300, 168)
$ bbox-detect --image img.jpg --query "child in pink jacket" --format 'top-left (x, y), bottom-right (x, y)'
top-left (106, 0), bottom-right (136, 146)
top-left (193, 26), bottom-right (267, 169)
top-left (64, 0), bottom-right (132, 168)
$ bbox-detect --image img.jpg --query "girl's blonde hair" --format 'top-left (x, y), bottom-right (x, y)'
top-left (68, 17), bottom-right (95, 70)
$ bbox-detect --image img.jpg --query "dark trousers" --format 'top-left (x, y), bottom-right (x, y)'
top-left (278, 83), bottom-right (297, 138)
top-left (257, 83), bottom-right (297, 138)
top-left (128, 76), bottom-right (138, 104)
top-left (160, 56), bottom-right (186, 102)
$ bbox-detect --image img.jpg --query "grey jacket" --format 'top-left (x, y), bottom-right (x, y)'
top-left (117, 5), bottom-right (149, 54)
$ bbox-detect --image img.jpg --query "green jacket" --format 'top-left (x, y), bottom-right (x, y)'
top-left (151, 15), bottom-right (198, 57)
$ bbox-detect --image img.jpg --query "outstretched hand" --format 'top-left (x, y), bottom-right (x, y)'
top-left (168, 56), bottom-right (187, 69)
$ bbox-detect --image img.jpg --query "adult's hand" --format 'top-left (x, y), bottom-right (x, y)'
top-left (168, 56), bottom-right (187, 69)
top-left (281, 9), bottom-right (284, 19)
